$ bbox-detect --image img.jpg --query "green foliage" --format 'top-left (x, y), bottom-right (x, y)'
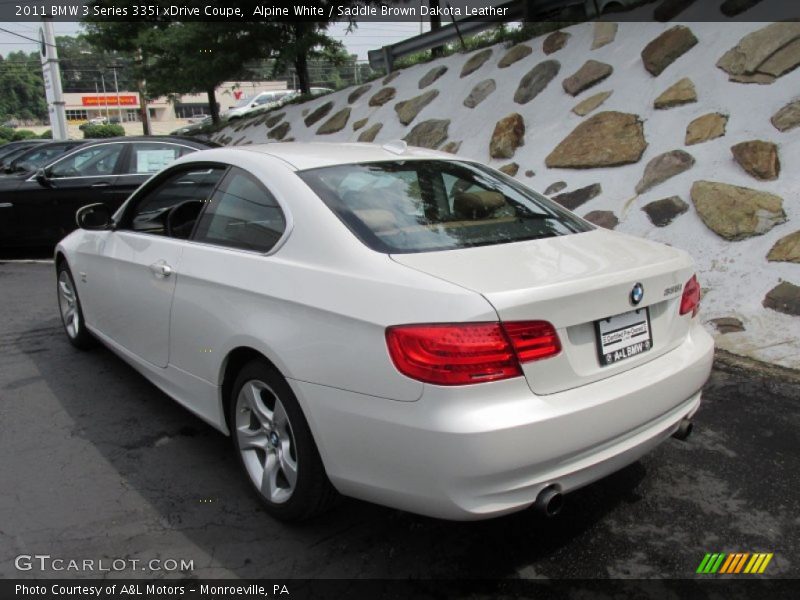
top-left (56, 34), bottom-right (136, 94)
top-left (40, 129), bottom-right (52, 139)
top-left (82, 123), bottom-right (125, 139)
top-left (0, 51), bottom-right (48, 122)
top-left (0, 126), bottom-right (14, 141)
top-left (11, 129), bottom-right (39, 141)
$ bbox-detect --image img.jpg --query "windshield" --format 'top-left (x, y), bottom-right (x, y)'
top-left (233, 95), bottom-right (256, 108)
top-left (298, 160), bottom-right (592, 254)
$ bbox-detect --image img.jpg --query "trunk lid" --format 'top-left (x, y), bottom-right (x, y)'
top-left (391, 229), bottom-right (695, 395)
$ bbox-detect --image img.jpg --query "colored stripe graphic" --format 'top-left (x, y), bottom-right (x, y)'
top-left (698, 552), bottom-right (774, 574)
top-left (758, 553), bottom-right (773, 573)
top-left (719, 554), bottom-right (735, 573)
top-left (734, 553), bottom-right (750, 573)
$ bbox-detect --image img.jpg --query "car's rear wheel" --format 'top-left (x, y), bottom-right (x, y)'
top-left (56, 264), bottom-right (95, 350)
top-left (230, 359), bottom-right (338, 521)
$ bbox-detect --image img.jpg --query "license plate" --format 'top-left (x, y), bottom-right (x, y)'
top-left (595, 308), bottom-right (653, 366)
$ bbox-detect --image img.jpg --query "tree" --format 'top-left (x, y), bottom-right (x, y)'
top-left (85, 8), bottom-right (282, 125)
top-left (0, 51), bottom-right (48, 122)
top-left (140, 22), bottom-right (274, 123)
top-left (429, 0), bottom-right (445, 58)
top-left (55, 34), bottom-right (136, 93)
top-left (270, 22), bottom-right (349, 95)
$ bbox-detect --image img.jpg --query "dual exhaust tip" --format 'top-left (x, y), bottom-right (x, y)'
top-left (672, 418), bottom-right (694, 441)
top-left (533, 486), bottom-right (564, 517)
top-left (532, 418), bottom-right (695, 518)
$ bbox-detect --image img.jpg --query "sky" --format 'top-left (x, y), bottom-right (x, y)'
top-left (0, 21), bottom-right (428, 61)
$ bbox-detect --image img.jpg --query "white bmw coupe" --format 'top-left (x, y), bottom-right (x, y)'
top-left (55, 142), bottom-right (714, 521)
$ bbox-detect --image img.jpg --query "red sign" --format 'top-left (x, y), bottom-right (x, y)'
top-left (233, 90), bottom-right (243, 100)
top-left (81, 95), bottom-right (138, 106)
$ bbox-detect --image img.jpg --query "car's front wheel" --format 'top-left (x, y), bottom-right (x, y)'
top-left (230, 359), bottom-right (338, 521)
top-left (56, 263), bottom-right (95, 350)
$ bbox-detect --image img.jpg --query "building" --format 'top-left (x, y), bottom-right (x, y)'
top-left (62, 81), bottom-right (288, 123)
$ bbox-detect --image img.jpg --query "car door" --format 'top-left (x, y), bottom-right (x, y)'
top-left (113, 141), bottom-right (200, 200)
top-left (83, 163), bottom-right (227, 367)
top-left (168, 166), bottom-right (288, 383)
top-left (8, 142), bottom-right (125, 245)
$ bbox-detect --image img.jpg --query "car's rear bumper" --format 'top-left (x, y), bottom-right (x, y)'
top-left (292, 322), bottom-right (714, 520)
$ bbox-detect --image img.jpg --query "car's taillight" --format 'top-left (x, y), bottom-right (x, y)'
top-left (680, 274), bottom-right (701, 317)
top-left (503, 321), bottom-right (562, 362)
top-left (385, 321), bottom-right (560, 386)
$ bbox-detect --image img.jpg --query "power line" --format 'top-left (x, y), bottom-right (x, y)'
top-left (0, 26), bottom-right (57, 48)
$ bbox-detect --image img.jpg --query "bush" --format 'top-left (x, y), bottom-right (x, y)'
top-left (0, 126), bottom-right (16, 141)
top-left (11, 129), bottom-right (39, 141)
top-left (82, 123), bottom-right (125, 139)
top-left (39, 129), bottom-right (52, 139)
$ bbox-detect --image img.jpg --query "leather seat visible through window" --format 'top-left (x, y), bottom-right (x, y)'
top-left (453, 191), bottom-right (506, 219)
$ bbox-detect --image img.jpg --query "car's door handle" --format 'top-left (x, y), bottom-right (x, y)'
top-left (149, 260), bottom-right (174, 278)
top-left (0, 202), bottom-right (12, 209)
top-left (91, 182), bottom-right (111, 188)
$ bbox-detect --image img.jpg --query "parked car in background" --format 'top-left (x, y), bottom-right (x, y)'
top-left (53, 142), bottom-right (713, 522)
top-left (0, 139), bottom-right (51, 170)
top-left (171, 117), bottom-right (213, 136)
top-left (308, 87), bottom-right (334, 96)
top-left (1, 140), bottom-right (88, 176)
top-left (0, 136), bottom-right (217, 247)
top-left (186, 114), bottom-right (210, 124)
top-left (224, 90), bottom-right (294, 121)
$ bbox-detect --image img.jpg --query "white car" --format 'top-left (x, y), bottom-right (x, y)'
top-left (224, 90), bottom-right (294, 121)
top-left (55, 142), bottom-right (714, 521)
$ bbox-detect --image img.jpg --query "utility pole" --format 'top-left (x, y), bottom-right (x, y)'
top-left (39, 19), bottom-right (68, 140)
top-left (113, 66), bottom-right (123, 123)
top-left (101, 72), bottom-right (109, 121)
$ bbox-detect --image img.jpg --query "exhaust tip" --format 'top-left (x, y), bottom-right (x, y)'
top-left (672, 418), bottom-right (694, 441)
top-left (534, 486), bottom-right (563, 517)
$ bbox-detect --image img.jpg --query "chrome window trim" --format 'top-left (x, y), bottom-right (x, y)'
top-left (25, 141), bottom-right (201, 182)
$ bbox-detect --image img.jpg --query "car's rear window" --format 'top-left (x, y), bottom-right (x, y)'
top-left (297, 160), bottom-right (592, 254)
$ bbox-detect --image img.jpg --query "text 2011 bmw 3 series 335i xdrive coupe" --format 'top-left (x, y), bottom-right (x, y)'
top-left (55, 142), bottom-right (713, 521)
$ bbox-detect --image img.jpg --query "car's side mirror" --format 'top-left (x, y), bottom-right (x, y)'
top-left (76, 203), bottom-right (113, 230)
top-left (35, 168), bottom-right (53, 188)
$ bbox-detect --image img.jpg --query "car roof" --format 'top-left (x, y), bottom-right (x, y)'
top-left (235, 141), bottom-right (456, 170)
top-left (75, 135), bottom-right (218, 149)
top-left (13, 139), bottom-right (86, 156)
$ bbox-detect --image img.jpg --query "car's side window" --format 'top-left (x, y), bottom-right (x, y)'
top-left (124, 166), bottom-right (226, 237)
top-left (127, 143), bottom-right (195, 175)
top-left (48, 144), bottom-right (124, 178)
top-left (192, 167), bottom-right (286, 253)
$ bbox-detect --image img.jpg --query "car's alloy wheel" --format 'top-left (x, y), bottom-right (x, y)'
top-left (230, 360), bottom-right (338, 520)
top-left (235, 379), bottom-right (298, 504)
top-left (56, 264), bottom-right (94, 350)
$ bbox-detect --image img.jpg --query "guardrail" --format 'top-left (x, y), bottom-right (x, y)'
top-left (368, 0), bottom-right (603, 72)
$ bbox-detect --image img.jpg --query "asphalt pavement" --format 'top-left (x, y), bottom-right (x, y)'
top-left (0, 261), bottom-right (798, 580)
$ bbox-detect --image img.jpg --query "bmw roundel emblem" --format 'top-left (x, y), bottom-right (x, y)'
top-left (630, 283), bottom-right (644, 306)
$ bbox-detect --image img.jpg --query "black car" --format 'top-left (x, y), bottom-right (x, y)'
top-left (0, 136), bottom-right (217, 247)
top-left (1, 140), bottom-right (88, 176)
top-left (0, 139), bottom-right (51, 168)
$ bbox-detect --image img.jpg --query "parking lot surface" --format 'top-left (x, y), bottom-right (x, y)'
top-left (1, 262), bottom-right (798, 579)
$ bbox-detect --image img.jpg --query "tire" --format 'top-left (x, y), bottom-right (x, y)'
top-left (229, 359), bottom-right (338, 521)
top-left (56, 263), bottom-right (95, 350)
